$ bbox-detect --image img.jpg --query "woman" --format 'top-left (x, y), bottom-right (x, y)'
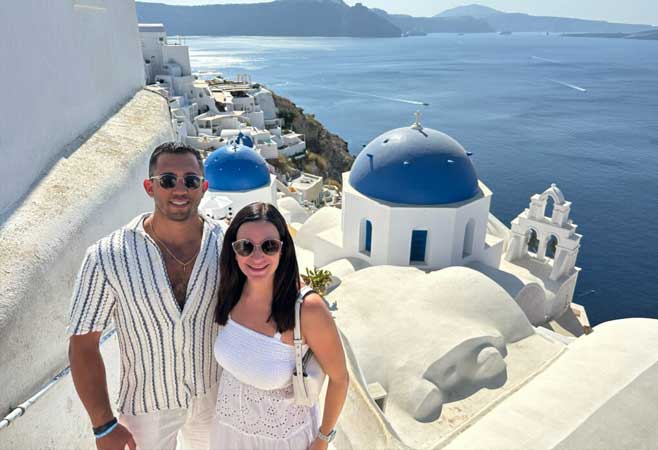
top-left (211, 202), bottom-right (349, 450)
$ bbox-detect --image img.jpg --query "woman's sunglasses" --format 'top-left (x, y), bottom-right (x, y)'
top-left (232, 239), bottom-right (283, 257)
top-left (150, 173), bottom-right (205, 190)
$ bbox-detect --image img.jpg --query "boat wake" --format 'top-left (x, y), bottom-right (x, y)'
top-left (324, 87), bottom-right (429, 106)
top-left (531, 56), bottom-right (562, 64)
top-left (576, 289), bottom-right (596, 298)
top-left (548, 79), bottom-right (587, 92)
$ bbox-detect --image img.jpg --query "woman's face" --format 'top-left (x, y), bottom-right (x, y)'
top-left (234, 220), bottom-right (282, 282)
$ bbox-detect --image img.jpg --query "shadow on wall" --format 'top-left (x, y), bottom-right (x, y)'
top-left (0, 90), bottom-right (174, 416)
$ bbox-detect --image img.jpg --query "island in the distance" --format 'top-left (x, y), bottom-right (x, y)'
top-left (135, 1), bottom-right (657, 38)
top-left (135, 0), bottom-right (401, 37)
top-left (374, 4), bottom-right (655, 36)
top-left (563, 29), bottom-right (658, 40)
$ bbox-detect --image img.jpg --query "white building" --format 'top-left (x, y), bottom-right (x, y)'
top-left (138, 27), bottom-right (290, 156)
top-left (196, 111), bottom-right (242, 136)
top-left (294, 115), bottom-right (581, 329)
top-left (254, 88), bottom-right (278, 123)
top-left (342, 120), bottom-right (501, 269)
top-left (200, 143), bottom-right (277, 219)
top-left (278, 132), bottom-right (307, 158)
top-left (139, 23), bottom-right (192, 84)
top-left (191, 80), bottom-right (220, 114)
top-left (290, 172), bottom-right (324, 207)
top-left (220, 127), bottom-right (279, 159)
top-left (139, 24), bottom-right (220, 123)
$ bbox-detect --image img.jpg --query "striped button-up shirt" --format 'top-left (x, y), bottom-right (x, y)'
top-left (68, 213), bottom-right (224, 415)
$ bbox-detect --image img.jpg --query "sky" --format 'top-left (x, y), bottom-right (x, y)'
top-left (137, 0), bottom-right (658, 25)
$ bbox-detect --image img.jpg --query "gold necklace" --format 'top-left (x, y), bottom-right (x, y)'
top-left (149, 221), bottom-right (200, 274)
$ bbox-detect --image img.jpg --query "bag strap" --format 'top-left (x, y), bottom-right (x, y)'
top-left (293, 286), bottom-right (315, 376)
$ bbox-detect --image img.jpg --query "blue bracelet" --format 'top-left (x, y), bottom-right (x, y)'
top-left (94, 420), bottom-right (119, 439)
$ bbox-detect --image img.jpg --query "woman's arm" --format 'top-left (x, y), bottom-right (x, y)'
top-left (301, 294), bottom-right (349, 450)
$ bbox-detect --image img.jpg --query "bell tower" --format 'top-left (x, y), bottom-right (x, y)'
top-left (506, 184), bottom-right (582, 281)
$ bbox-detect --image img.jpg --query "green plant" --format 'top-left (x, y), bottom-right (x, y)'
top-left (301, 267), bottom-right (333, 295)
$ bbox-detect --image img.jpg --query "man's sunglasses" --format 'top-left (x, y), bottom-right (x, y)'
top-left (232, 239), bottom-right (283, 257)
top-left (150, 174), bottom-right (205, 190)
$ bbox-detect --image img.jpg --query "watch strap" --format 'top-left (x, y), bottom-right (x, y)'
top-left (317, 428), bottom-right (337, 443)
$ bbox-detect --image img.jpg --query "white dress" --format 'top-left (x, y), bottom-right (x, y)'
top-left (210, 316), bottom-right (319, 450)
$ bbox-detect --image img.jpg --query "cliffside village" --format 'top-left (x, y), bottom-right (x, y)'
top-left (139, 23), bottom-right (341, 217)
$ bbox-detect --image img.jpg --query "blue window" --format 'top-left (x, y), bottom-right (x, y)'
top-left (410, 230), bottom-right (428, 264)
top-left (364, 220), bottom-right (372, 254)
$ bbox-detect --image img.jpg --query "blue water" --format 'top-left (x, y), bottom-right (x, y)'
top-left (187, 33), bottom-right (658, 325)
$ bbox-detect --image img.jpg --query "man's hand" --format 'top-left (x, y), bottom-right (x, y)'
top-left (95, 423), bottom-right (136, 450)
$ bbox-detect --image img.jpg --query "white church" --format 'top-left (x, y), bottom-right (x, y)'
top-left (200, 134), bottom-right (277, 220)
top-left (207, 113), bottom-right (585, 331)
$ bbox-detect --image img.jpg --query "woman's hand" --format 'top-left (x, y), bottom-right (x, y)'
top-left (308, 437), bottom-right (329, 450)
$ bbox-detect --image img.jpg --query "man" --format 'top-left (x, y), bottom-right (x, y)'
top-left (68, 142), bottom-right (223, 450)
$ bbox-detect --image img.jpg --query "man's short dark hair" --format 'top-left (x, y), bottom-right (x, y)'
top-left (149, 142), bottom-right (204, 177)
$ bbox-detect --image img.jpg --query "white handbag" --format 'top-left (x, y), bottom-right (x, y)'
top-left (292, 286), bottom-right (326, 406)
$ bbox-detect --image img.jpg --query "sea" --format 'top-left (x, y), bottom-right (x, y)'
top-left (186, 33), bottom-right (658, 325)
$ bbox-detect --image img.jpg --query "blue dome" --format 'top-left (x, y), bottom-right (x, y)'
top-left (234, 132), bottom-right (254, 148)
top-left (204, 143), bottom-right (270, 191)
top-left (349, 125), bottom-right (479, 205)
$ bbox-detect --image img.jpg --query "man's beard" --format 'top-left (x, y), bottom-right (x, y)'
top-left (167, 208), bottom-right (195, 221)
top-left (157, 199), bottom-right (199, 222)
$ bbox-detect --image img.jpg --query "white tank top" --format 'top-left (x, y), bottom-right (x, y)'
top-left (214, 316), bottom-right (308, 391)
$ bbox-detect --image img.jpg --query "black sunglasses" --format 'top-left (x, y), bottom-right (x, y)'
top-left (150, 173), bottom-right (204, 190)
top-left (232, 239), bottom-right (283, 257)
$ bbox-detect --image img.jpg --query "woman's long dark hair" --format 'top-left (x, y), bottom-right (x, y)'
top-left (215, 202), bottom-right (300, 332)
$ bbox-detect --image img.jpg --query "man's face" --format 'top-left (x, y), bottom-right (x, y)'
top-left (144, 152), bottom-right (208, 222)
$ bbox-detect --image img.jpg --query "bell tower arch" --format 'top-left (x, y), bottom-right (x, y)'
top-left (506, 184), bottom-right (582, 281)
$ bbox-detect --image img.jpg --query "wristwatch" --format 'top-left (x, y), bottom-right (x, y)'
top-left (317, 428), bottom-right (337, 443)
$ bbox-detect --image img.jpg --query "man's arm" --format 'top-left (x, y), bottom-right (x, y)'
top-left (69, 332), bottom-right (113, 426)
top-left (69, 333), bottom-right (135, 450)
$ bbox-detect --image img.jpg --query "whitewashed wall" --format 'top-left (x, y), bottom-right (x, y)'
top-left (341, 175), bottom-right (392, 265)
top-left (450, 183), bottom-right (493, 265)
top-left (164, 44), bottom-right (192, 76)
top-left (140, 27), bottom-right (167, 83)
top-left (0, 0), bottom-right (145, 218)
top-left (342, 175), bottom-right (494, 270)
top-left (0, 91), bottom-right (174, 425)
top-left (255, 89), bottom-right (278, 120)
top-left (203, 176), bottom-right (277, 218)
